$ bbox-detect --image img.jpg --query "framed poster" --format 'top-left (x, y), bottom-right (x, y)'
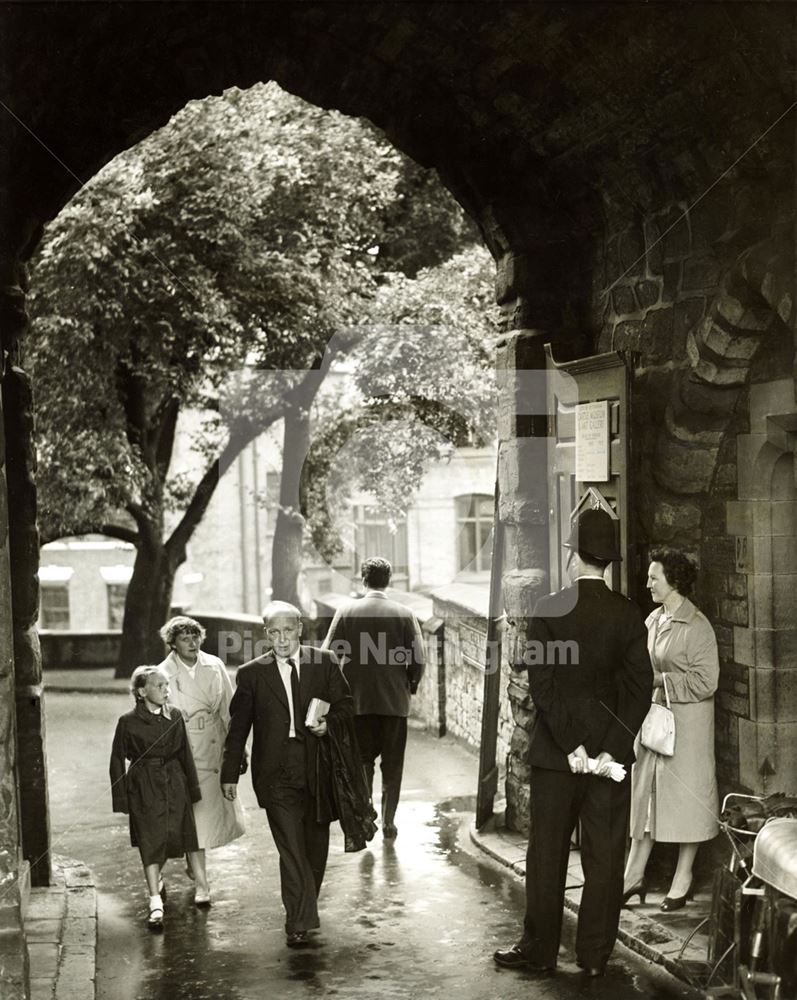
top-left (575, 400), bottom-right (610, 482)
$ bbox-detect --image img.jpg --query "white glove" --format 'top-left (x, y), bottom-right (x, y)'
top-left (586, 757), bottom-right (626, 783)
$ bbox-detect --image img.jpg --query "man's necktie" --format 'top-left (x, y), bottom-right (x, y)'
top-left (288, 657), bottom-right (304, 739)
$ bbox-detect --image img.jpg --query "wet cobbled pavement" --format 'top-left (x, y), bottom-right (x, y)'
top-left (45, 691), bottom-right (700, 999)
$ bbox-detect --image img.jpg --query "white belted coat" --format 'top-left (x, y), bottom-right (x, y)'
top-left (630, 598), bottom-right (719, 843)
top-left (160, 649), bottom-right (246, 849)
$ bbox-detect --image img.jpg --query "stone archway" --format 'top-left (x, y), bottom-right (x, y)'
top-left (0, 4), bottom-right (795, 994)
top-left (636, 232), bottom-right (795, 561)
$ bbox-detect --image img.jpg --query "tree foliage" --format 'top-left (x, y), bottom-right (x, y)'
top-left (303, 244), bottom-right (498, 562)
top-left (29, 83), bottom-right (422, 543)
top-left (26, 81), bottom-right (491, 670)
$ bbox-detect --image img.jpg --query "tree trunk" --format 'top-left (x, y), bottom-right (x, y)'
top-left (115, 538), bottom-right (183, 678)
top-left (113, 412), bottom-right (276, 678)
top-left (270, 408), bottom-right (311, 610)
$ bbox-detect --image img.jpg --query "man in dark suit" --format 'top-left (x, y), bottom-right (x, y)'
top-left (494, 508), bottom-right (652, 978)
top-left (221, 600), bottom-right (352, 947)
top-left (322, 557), bottom-right (425, 840)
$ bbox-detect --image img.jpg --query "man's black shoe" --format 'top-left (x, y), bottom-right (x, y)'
top-left (286, 931), bottom-right (309, 948)
top-left (493, 945), bottom-right (553, 971)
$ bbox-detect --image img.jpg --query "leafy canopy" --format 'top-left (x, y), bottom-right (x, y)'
top-left (28, 82), bottom-right (476, 542)
top-left (303, 243), bottom-right (499, 560)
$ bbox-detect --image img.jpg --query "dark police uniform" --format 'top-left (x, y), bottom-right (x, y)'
top-left (521, 577), bottom-right (652, 970)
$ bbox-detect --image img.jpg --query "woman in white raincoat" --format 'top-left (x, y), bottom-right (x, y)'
top-left (623, 550), bottom-right (719, 913)
top-left (159, 615), bottom-right (245, 905)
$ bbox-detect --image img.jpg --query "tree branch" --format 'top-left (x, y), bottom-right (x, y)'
top-left (116, 358), bottom-right (148, 455)
top-left (38, 520), bottom-right (140, 547)
top-left (165, 351), bottom-right (347, 561)
top-left (116, 345), bottom-right (173, 487)
top-left (100, 523), bottom-right (140, 545)
top-left (152, 396), bottom-right (180, 481)
top-left (124, 501), bottom-right (154, 536)
top-left (165, 411), bottom-right (275, 558)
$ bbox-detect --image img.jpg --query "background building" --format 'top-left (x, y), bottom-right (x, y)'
top-left (38, 428), bottom-right (496, 630)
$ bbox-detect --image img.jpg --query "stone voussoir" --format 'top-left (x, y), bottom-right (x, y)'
top-left (696, 316), bottom-right (768, 362)
top-left (664, 402), bottom-right (725, 447)
top-left (677, 376), bottom-right (741, 418)
top-left (715, 292), bottom-right (773, 333)
top-left (686, 329), bottom-right (749, 386)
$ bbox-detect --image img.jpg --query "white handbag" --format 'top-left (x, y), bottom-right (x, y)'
top-left (640, 674), bottom-right (675, 756)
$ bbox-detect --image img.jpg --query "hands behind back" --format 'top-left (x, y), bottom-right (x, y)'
top-left (567, 744), bottom-right (589, 774)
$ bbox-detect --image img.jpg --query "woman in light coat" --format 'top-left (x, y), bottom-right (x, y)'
top-left (623, 548), bottom-right (719, 912)
top-left (159, 616), bottom-right (245, 905)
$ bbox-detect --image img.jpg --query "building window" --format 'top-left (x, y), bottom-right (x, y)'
top-left (107, 584), bottom-right (128, 630)
top-left (353, 506), bottom-right (409, 586)
top-left (40, 584), bottom-right (70, 629)
top-left (456, 494), bottom-right (494, 572)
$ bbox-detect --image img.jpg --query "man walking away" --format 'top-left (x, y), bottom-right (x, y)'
top-left (323, 557), bottom-right (425, 840)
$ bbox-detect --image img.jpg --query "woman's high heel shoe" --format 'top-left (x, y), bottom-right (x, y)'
top-left (622, 882), bottom-right (647, 906)
top-left (660, 884), bottom-right (694, 912)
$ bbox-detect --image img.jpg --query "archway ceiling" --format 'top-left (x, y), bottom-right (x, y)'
top-left (1, 1), bottom-right (794, 258)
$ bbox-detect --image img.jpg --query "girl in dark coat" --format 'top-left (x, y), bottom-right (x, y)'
top-left (110, 665), bottom-right (202, 928)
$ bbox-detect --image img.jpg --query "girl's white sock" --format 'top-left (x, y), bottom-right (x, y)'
top-left (149, 893), bottom-right (163, 908)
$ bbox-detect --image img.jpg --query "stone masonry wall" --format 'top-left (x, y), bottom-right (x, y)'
top-left (4, 365), bottom-right (50, 886)
top-left (412, 596), bottom-right (513, 773)
top-left (593, 169), bottom-right (794, 795)
top-left (0, 378), bottom-right (28, 999)
top-left (412, 618), bottom-right (444, 737)
top-left (501, 169), bottom-right (793, 828)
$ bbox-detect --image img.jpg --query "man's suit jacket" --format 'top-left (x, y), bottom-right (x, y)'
top-left (323, 591), bottom-right (425, 717)
top-left (519, 578), bottom-right (652, 770)
top-left (220, 645), bottom-right (353, 806)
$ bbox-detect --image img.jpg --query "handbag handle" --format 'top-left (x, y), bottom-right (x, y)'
top-left (660, 673), bottom-right (671, 709)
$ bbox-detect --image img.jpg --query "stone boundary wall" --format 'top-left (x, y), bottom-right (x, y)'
top-left (412, 616), bottom-right (445, 736)
top-left (412, 594), bottom-right (513, 772)
top-left (40, 632), bottom-right (122, 670)
top-left (40, 611), bottom-right (264, 670)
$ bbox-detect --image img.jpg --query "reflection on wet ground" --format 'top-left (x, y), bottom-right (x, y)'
top-left (46, 693), bottom-right (700, 999)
